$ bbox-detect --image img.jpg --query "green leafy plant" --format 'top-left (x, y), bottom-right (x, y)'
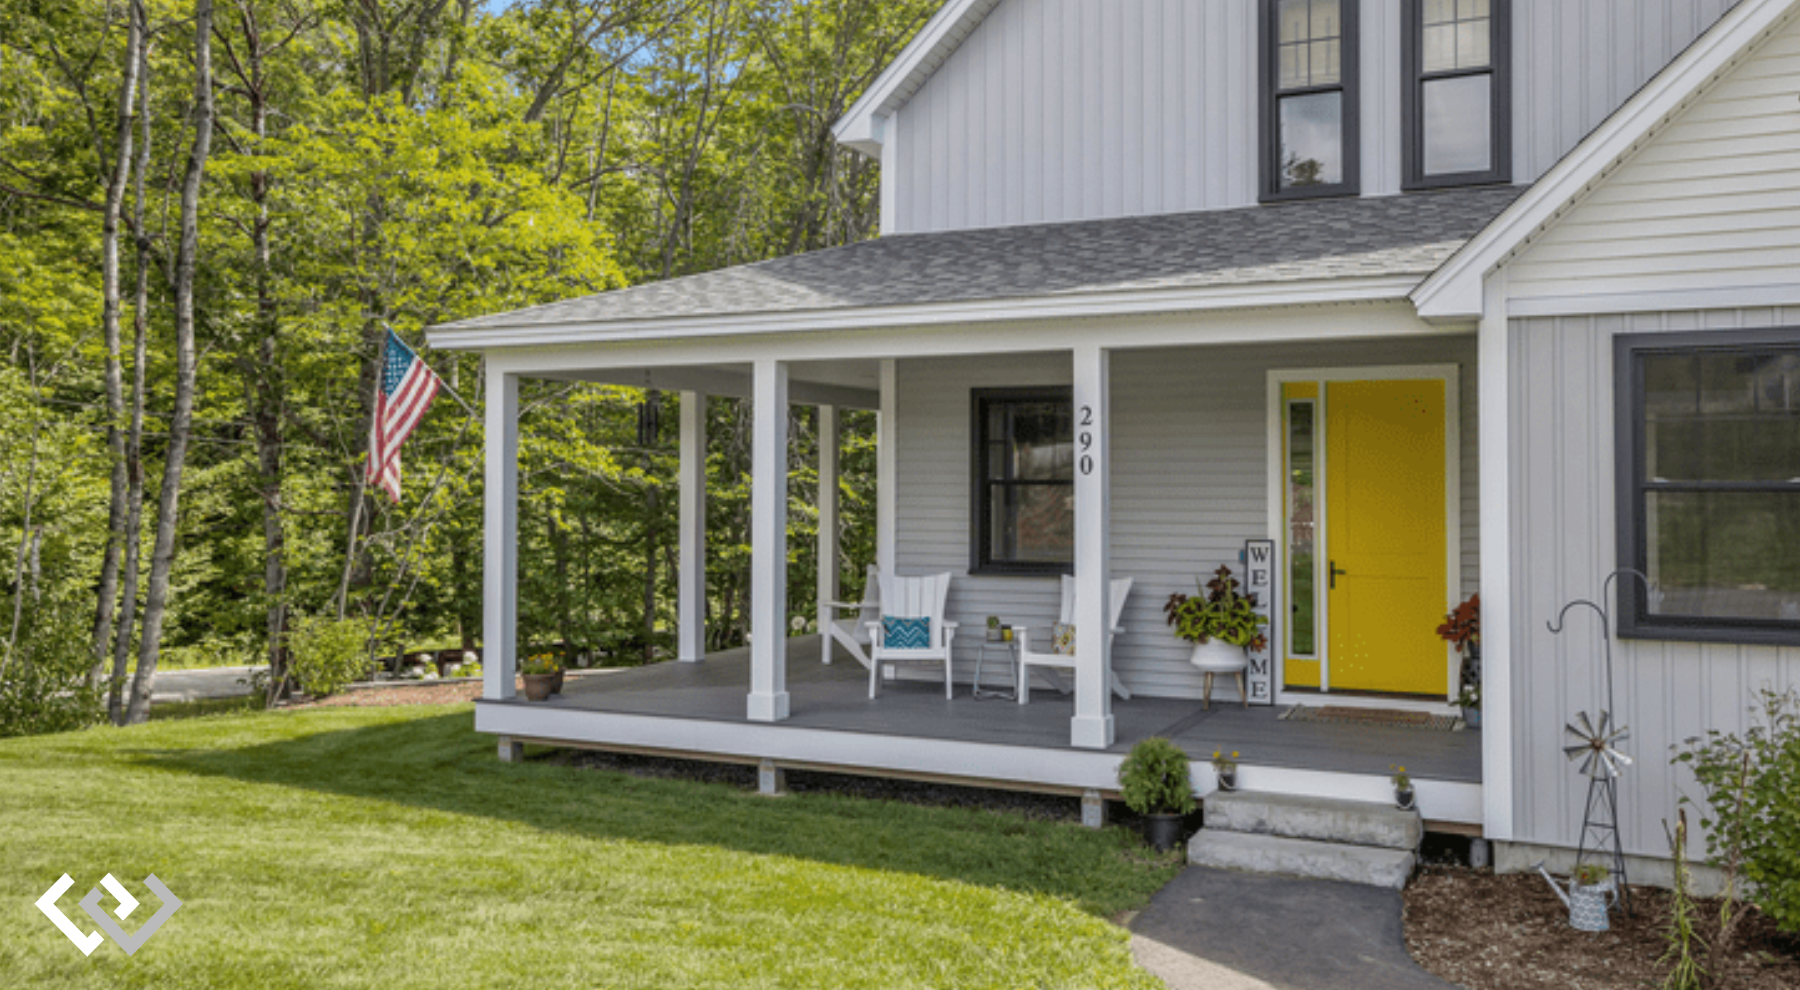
top-left (1574, 862), bottom-right (1610, 887)
top-left (1390, 764), bottom-right (1412, 791)
top-left (1211, 749), bottom-right (1238, 774)
top-left (521, 653), bottom-right (562, 677)
top-left (286, 615), bottom-right (371, 697)
top-left (1435, 593), bottom-right (1480, 652)
top-left (1454, 685), bottom-right (1481, 710)
top-left (1118, 737), bottom-right (1196, 816)
top-left (1672, 687), bottom-right (1800, 936)
top-left (1660, 810), bottom-right (1707, 990)
top-left (1163, 566), bottom-right (1268, 649)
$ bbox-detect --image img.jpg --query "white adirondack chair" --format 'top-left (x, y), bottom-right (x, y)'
top-left (1016, 575), bottom-right (1134, 704)
top-left (821, 564), bottom-right (881, 670)
top-left (866, 572), bottom-right (958, 699)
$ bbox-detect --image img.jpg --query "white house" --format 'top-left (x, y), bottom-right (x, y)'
top-left (430, 0), bottom-right (1800, 880)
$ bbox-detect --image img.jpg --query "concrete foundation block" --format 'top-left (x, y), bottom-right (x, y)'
top-left (758, 759), bottom-right (787, 796)
top-left (1189, 830), bottom-right (1417, 889)
top-left (498, 736), bottom-right (524, 763)
top-left (1081, 789), bottom-right (1107, 829)
top-left (1204, 790), bottom-right (1422, 850)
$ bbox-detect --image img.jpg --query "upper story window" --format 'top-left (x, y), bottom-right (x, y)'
top-left (1616, 331), bottom-right (1800, 646)
top-left (1403, 0), bottom-right (1511, 189)
top-left (1261, 0), bottom-right (1361, 201)
top-left (971, 389), bottom-right (1073, 575)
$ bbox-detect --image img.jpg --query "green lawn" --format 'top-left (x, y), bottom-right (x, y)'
top-left (1, 705), bottom-right (1176, 988)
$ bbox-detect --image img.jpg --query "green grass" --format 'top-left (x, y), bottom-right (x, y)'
top-left (1, 705), bottom-right (1176, 988)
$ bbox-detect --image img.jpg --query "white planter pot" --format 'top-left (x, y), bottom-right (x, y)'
top-left (1188, 640), bottom-right (1247, 673)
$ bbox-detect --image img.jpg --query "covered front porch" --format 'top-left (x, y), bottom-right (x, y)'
top-left (477, 636), bottom-right (1484, 826)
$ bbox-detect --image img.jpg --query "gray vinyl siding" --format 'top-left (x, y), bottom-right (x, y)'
top-left (894, 332), bottom-right (1480, 700)
top-left (883, 0), bottom-right (1735, 234)
top-left (1507, 309), bottom-right (1800, 858)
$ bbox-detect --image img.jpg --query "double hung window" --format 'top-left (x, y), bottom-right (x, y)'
top-left (1261, 0), bottom-right (1360, 200)
top-left (971, 389), bottom-right (1074, 575)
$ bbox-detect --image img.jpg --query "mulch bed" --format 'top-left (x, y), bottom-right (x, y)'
top-left (1404, 865), bottom-right (1800, 990)
top-left (298, 682), bottom-right (485, 707)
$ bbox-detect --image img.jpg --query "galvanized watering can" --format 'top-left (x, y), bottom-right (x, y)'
top-left (1534, 862), bottom-right (1615, 932)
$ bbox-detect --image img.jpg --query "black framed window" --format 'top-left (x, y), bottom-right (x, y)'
top-left (1616, 330), bottom-right (1800, 645)
top-left (1403, 0), bottom-right (1510, 189)
top-left (1261, 0), bottom-right (1360, 201)
top-left (971, 389), bottom-right (1074, 575)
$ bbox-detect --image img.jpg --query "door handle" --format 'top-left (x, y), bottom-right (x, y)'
top-left (1330, 560), bottom-right (1347, 590)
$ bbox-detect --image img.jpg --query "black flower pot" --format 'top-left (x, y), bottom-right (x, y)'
top-left (1145, 813), bottom-right (1185, 853)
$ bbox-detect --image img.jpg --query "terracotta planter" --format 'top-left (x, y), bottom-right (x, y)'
top-left (523, 673), bottom-right (557, 701)
top-left (1144, 813), bottom-right (1185, 853)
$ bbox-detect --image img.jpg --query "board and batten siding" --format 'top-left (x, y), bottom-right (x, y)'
top-left (881, 0), bottom-right (1734, 235)
top-left (1508, 2), bottom-right (1800, 304)
top-left (893, 330), bottom-right (1479, 700)
top-left (1507, 309), bottom-right (1800, 859)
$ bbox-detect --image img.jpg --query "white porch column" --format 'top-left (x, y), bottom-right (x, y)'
top-left (483, 366), bottom-right (519, 701)
top-left (1071, 344), bottom-right (1114, 749)
top-left (748, 359), bottom-right (791, 721)
top-left (816, 405), bottom-right (840, 664)
top-left (876, 359), bottom-right (897, 571)
top-left (1478, 272), bottom-right (1515, 841)
top-left (678, 390), bottom-right (708, 663)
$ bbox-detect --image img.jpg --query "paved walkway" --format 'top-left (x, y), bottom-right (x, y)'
top-left (117, 666), bottom-right (261, 702)
top-left (1129, 867), bottom-right (1459, 990)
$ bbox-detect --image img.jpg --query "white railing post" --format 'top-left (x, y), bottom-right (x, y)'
top-left (483, 366), bottom-right (519, 701)
top-left (678, 390), bottom-right (708, 663)
top-left (748, 359), bottom-right (791, 721)
top-left (1071, 344), bottom-right (1114, 749)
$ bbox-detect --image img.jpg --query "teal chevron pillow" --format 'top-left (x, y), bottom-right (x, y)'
top-left (883, 616), bottom-right (931, 649)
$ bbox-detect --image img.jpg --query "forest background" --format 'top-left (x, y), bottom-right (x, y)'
top-left (0, 0), bottom-right (939, 733)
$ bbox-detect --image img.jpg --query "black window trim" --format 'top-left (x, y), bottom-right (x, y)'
top-left (1259, 0), bottom-right (1362, 203)
top-left (970, 386), bottom-right (1075, 577)
top-left (1614, 328), bottom-right (1800, 647)
top-left (1401, 0), bottom-right (1512, 191)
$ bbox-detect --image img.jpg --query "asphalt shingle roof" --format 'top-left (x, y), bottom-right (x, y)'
top-left (435, 186), bottom-right (1524, 332)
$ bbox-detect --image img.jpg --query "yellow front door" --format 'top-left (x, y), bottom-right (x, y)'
top-left (1323, 379), bottom-right (1448, 695)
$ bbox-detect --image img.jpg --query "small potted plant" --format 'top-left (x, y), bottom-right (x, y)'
top-left (521, 655), bottom-right (560, 701)
top-left (1212, 749), bottom-right (1239, 791)
top-left (1438, 594), bottom-right (1480, 717)
top-left (1455, 683), bottom-right (1481, 728)
top-left (987, 615), bottom-right (1003, 642)
top-left (1166, 566), bottom-right (1268, 687)
top-left (1118, 737), bottom-right (1197, 852)
top-left (1391, 765), bottom-right (1415, 810)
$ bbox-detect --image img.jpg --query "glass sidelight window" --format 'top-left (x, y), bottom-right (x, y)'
top-left (1286, 398), bottom-right (1319, 657)
top-left (1617, 332), bottom-right (1800, 644)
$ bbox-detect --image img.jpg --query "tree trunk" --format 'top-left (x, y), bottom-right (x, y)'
top-left (127, 0), bottom-right (215, 724)
top-left (90, 0), bottom-right (145, 686)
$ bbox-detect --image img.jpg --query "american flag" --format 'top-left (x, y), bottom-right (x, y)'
top-left (368, 329), bottom-right (442, 504)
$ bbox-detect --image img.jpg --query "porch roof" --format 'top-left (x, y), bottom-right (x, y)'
top-left (430, 186), bottom-right (1522, 343)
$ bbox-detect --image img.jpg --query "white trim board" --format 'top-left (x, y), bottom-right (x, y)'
top-left (832, 0), bottom-right (1003, 156)
top-left (472, 701), bottom-right (1485, 825)
top-left (1412, 0), bottom-right (1800, 320)
top-left (1264, 365), bottom-right (1463, 705)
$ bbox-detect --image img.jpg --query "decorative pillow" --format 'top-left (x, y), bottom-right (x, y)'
top-left (882, 615), bottom-right (932, 650)
top-left (1050, 622), bottom-right (1077, 656)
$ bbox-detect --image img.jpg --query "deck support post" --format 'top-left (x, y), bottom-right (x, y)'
top-left (817, 405), bottom-right (840, 663)
top-left (1081, 790), bottom-right (1107, 829)
top-left (747, 359), bottom-right (791, 722)
top-left (497, 736), bottom-right (523, 763)
top-left (758, 759), bottom-right (787, 796)
top-left (678, 390), bottom-right (709, 663)
top-left (876, 359), bottom-right (897, 571)
top-left (1070, 344), bottom-right (1115, 749)
top-left (483, 367), bottom-right (519, 701)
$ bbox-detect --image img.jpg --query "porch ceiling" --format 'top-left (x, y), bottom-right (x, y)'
top-left (543, 358), bottom-right (882, 410)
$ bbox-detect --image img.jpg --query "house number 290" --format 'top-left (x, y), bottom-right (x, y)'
top-left (1078, 405), bottom-right (1096, 476)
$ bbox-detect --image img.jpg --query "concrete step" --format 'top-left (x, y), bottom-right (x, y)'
top-left (1187, 830), bottom-right (1417, 889)
top-left (1203, 790), bottom-right (1423, 851)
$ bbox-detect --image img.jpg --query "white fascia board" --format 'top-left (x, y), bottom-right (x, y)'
top-left (1411, 0), bottom-right (1797, 321)
top-left (429, 275), bottom-right (1425, 353)
top-left (831, 0), bottom-right (995, 157)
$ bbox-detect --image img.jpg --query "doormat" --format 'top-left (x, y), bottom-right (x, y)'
top-left (1279, 705), bottom-right (1463, 732)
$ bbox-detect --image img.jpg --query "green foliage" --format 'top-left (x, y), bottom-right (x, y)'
top-left (285, 615), bottom-right (370, 697)
top-left (1672, 687), bottom-right (1800, 934)
top-left (1661, 811), bottom-right (1708, 990)
top-left (1118, 737), bottom-right (1196, 816)
top-left (1163, 566), bottom-right (1269, 649)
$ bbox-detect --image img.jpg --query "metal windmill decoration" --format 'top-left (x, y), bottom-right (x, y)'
top-left (1547, 568), bottom-right (1649, 917)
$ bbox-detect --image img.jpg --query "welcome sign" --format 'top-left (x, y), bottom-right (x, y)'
top-left (1243, 539), bottom-right (1276, 706)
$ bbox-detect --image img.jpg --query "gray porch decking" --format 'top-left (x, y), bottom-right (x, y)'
top-left (487, 638), bottom-right (1480, 784)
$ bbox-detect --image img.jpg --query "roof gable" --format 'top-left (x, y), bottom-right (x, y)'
top-left (832, 0), bottom-right (1003, 156)
top-left (1412, 0), bottom-right (1800, 319)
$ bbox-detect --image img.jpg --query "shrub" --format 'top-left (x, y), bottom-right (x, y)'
top-left (1672, 686), bottom-right (1800, 935)
top-left (286, 615), bottom-right (371, 697)
top-left (1118, 737), bottom-right (1196, 816)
